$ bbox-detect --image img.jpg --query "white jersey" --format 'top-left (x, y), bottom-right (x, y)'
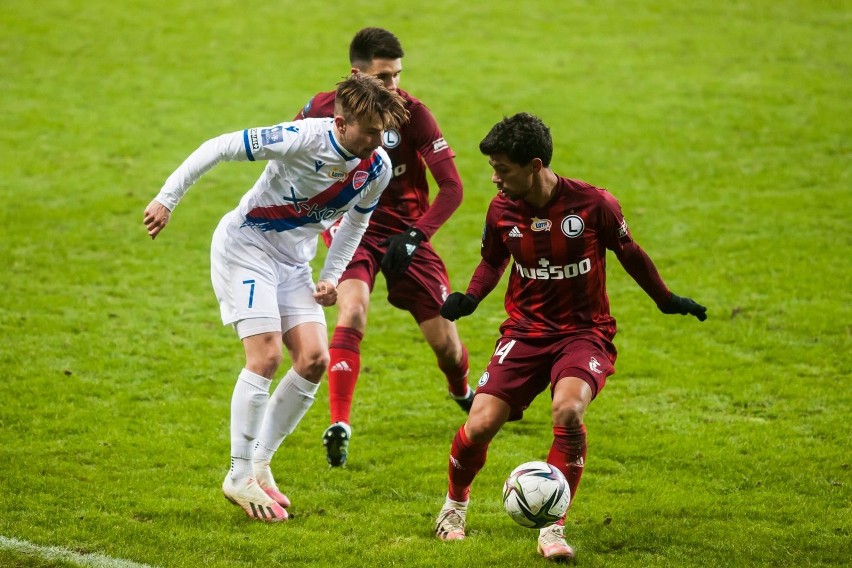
top-left (155, 117), bottom-right (392, 284)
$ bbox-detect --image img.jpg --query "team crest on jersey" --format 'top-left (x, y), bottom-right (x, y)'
top-left (382, 129), bottom-right (401, 148)
top-left (561, 215), bottom-right (585, 238)
top-left (531, 217), bottom-right (552, 232)
top-left (352, 170), bottom-right (370, 190)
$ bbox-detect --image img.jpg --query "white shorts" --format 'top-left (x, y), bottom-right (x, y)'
top-left (210, 215), bottom-right (325, 335)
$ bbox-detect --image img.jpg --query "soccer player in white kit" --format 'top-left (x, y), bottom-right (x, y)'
top-left (143, 75), bottom-right (409, 522)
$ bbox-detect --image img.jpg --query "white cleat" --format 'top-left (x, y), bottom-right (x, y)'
top-left (255, 467), bottom-right (291, 508)
top-left (222, 475), bottom-right (288, 522)
top-left (434, 505), bottom-right (466, 541)
top-left (537, 523), bottom-right (575, 562)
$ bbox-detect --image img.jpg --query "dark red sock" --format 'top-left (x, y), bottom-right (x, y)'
top-left (327, 327), bottom-right (363, 425)
top-left (447, 426), bottom-right (489, 502)
top-left (439, 345), bottom-right (470, 398)
top-left (548, 424), bottom-right (588, 507)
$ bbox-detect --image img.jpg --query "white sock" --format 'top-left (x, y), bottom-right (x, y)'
top-left (451, 385), bottom-right (472, 400)
top-left (229, 368), bottom-right (271, 482)
top-left (444, 494), bottom-right (469, 510)
top-left (254, 368), bottom-right (319, 465)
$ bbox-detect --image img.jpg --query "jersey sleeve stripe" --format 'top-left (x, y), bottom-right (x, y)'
top-left (354, 203), bottom-right (377, 213)
top-left (243, 129), bottom-right (255, 161)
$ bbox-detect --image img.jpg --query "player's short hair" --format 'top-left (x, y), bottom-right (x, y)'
top-left (349, 27), bottom-right (405, 68)
top-left (334, 74), bottom-right (409, 130)
top-left (479, 113), bottom-right (553, 167)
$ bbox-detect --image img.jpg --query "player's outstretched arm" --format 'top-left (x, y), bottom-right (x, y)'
top-left (444, 252), bottom-right (510, 321)
top-left (658, 293), bottom-right (707, 321)
top-left (143, 199), bottom-right (171, 239)
top-left (613, 241), bottom-right (706, 321)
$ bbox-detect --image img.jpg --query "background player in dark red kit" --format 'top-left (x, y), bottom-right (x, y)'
top-left (433, 113), bottom-right (707, 560)
top-left (297, 28), bottom-right (473, 467)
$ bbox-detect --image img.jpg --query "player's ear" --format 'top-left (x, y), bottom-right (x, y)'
top-left (334, 115), bottom-right (348, 132)
top-left (530, 158), bottom-right (544, 173)
top-left (350, 67), bottom-right (361, 76)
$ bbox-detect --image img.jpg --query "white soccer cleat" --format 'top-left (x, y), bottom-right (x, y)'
top-left (222, 475), bottom-right (288, 522)
top-left (434, 505), bottom-right (466, 541)
top-left (537, 523), bottom-right (575, 562)
top-left (254, 467), bottom-right (291, 508)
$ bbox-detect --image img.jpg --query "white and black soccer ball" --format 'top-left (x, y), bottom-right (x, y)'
top-left (502, 461), bottom-right (570, 529)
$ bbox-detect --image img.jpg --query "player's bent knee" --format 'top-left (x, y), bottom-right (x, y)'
top-left (464, 409), bottom-right (505, 444)
top-left (422, 319), bottom-right (463, 360)
top-left (464, 418), bottom-right (499, 445)
top-left (246, 350), bottom-right (283, 379)
top-left (552, 399), bottom-right (586, 427)
top-left (337, 302), bottom-right (368, 330)
top-left (434, 337), bottom-right (464, 364)
top-left (242, 332), bottom-right (284, 378)
top-left (294, 350), bottom-right (329, 381)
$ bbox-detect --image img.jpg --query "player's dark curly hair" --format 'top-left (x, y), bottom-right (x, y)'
top-left (479, 112), bottom-right (553, 167)
top-left (349, 28), bottom-right (405, 67)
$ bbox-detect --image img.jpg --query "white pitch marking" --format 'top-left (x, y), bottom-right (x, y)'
top-left (0, 535), bottom-right (158, 568)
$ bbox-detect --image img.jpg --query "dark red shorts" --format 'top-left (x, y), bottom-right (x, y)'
top-left (474, 333), bottom-right (617, 421)
top-left (338, 232), bottom-right (452, 323)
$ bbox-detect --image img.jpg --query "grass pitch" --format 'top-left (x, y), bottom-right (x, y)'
top-left (0, 0), bottom-right (849, 566)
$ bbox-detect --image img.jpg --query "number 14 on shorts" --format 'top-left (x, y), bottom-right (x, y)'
top-left (494, 340), bottom-right (516, 364)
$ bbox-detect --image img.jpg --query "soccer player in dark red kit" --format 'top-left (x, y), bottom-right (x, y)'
top-left (296, 28), bottom-right (473, 467)
top-left (433, 113), bottom-right (707, 560)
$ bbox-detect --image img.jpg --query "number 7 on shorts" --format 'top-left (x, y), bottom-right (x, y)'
top-left (242, 279), bottom-right (256, 309)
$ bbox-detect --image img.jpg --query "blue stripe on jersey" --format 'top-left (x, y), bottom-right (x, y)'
top-left (327, 130), bottom-right (357, 161)
top-left (243, 129), bottom-right (255, 161)
top-left (242, 153), bottom-right (385, 232)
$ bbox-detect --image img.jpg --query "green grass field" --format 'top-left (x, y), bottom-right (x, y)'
top-left (1, 0), bottom-right (850, 566)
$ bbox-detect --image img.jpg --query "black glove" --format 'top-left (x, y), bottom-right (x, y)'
top-left (658, 293), bottom-right (707, 321)
top-left (440, 293), bottom-right (479, 321)
top-left (381, 227), bottom-right (426, 274)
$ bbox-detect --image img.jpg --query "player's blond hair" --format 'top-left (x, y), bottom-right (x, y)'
top-left (334, 74), bottom-right (409, 130)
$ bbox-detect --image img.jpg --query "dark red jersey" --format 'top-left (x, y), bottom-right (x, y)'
top-left (468, 177), bottom-right (668, 339)
top-left (296, 88), bottom-right (461, 239)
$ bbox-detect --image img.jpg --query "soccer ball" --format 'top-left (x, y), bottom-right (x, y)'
top-left (502, 461), bottom-right (570, 529)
